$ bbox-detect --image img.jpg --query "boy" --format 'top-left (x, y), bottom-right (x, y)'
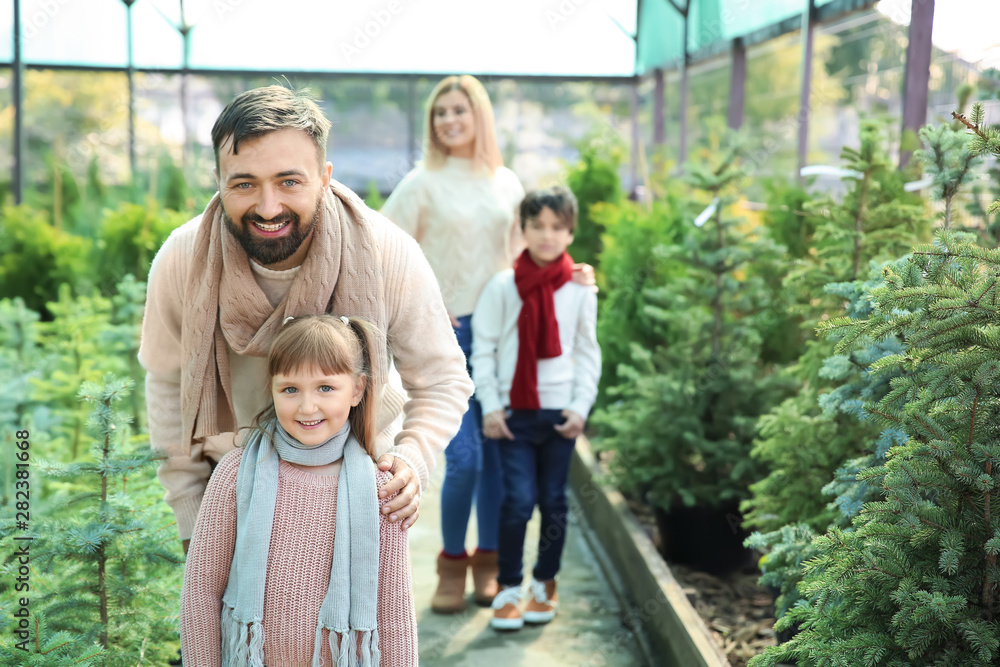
top-left (471, 185), bottom-right (601, 631)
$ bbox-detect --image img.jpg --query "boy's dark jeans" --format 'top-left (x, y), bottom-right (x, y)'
top-left (492, 409), bottom-right (576, 587)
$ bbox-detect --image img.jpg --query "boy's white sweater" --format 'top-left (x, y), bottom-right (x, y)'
top-left (471, 268), bottom-right (601, 419)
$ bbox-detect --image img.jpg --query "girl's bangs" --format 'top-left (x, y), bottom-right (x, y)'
top-left (268, 324), bottom-right (356, 379)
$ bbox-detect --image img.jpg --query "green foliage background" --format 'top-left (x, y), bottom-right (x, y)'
top-left (3, 54), bottom-right (1000, 663)
top-left (0, 284), bottom-right (185, 663)
top-left (0, 151), bottom-right (195, 660)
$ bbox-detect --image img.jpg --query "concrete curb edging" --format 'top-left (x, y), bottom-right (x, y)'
top-left (570, 435), bottom-right (731, 667)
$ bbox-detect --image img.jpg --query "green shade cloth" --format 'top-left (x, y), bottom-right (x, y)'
top-left (636, 0), bottom-right (877, 75)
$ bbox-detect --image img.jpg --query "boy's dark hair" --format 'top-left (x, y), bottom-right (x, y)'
top-left (211, 85), bottom-right (331, 171)
top-left (519, 185), bottom-right (578, 233)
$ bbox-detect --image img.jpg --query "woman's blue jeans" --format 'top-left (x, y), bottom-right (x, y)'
top-left (440, 314), bottom-right (502, 555)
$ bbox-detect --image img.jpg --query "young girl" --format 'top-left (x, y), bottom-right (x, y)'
top-left (180, 314), bottom-right (417, 667)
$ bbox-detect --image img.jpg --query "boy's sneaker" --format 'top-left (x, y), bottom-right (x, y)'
top-left (523, 578), bottom-right (558, 624)
top-left (490, 585), bottom-right (524, 631)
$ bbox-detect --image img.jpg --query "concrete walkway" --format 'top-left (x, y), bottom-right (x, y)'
top-left (411, 456), bottom-right (647, 667)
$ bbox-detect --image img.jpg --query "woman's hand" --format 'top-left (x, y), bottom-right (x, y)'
top-left (571, 263), bottom-right (597, 291)
top-left (483, 410), bottom-right (514, 440)
top-left (448, 310), bottom-right (461, 328)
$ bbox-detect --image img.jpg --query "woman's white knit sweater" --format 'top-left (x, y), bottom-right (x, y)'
top-left (380, 157), bottom-right (525, 318)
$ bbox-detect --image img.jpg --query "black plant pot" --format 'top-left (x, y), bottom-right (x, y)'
top-left (653, 501), bottom-right (755, 576)
top-left (765, 584), bottom-right (802, 651)
top-left (776, 621), bottom-right (801, 647)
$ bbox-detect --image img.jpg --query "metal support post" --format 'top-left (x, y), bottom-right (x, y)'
top-left (797, 0), bottom-right (816, 181)
top-left (13, 0), bottom-right (25, 204)
top-left (899, 0), bottom-right (935, 168)
top-left (728, 38), bottom-right (746, 130)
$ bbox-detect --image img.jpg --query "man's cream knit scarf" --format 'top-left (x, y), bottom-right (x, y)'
top-left (179, 179), bottom-right (390, 452)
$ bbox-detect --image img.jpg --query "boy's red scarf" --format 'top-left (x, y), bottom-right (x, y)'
top-left (510, 249), bottom-right (574, 409)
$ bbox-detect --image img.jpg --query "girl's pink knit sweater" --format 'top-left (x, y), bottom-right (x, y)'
top-left (180, 449), bottom-right (417, 667)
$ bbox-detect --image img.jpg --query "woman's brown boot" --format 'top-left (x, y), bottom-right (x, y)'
top-left (470, 549), bottom-right (499, 606)
top-left (431, 552), bottom-right (469, 614)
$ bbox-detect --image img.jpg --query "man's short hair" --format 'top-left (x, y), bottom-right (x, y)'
top-left (519, 185), bottom-right (578, 233)
top-left (211, 86), bottom-right (331, 170)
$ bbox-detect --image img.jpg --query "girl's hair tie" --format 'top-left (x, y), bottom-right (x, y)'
top-left (340, 315), bottom-right (350, 326)
top-left (282, 316), bottom-right (294, 326)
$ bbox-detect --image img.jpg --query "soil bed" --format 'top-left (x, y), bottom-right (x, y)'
top-left (626, 497), bottom-right (778, 667)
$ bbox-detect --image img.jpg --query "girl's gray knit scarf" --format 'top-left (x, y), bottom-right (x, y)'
top-left (221, 418), bottom-right (381, 667)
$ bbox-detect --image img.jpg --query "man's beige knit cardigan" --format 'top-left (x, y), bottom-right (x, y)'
top-left (138, 192), bottom-right (473, 540)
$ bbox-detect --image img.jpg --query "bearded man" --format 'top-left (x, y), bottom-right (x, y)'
top-left (139, 86), bottom-right (473, 552)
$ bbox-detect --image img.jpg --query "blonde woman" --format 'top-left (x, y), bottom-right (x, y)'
top-left (382, 75), bottom-right (516, 614)
top-left (382, 75), bottom-right (591, 615)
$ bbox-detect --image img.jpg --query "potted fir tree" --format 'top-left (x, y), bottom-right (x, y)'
top-left (594, 138), bottom-right (791, 573)
top-left (751, 103), bottom-right (1000, 666)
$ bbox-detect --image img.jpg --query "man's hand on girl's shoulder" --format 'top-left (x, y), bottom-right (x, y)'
top-left (376, 455), bottom-right (420, 531)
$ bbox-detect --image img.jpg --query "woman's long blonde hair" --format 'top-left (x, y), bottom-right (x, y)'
top-left (423, 75), bottom-right (503, 174)
top-left (251, 315), bottom-right (382, 459)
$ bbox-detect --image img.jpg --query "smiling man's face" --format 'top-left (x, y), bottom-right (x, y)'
top-left (216, 127), bottom-right (332, 270)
